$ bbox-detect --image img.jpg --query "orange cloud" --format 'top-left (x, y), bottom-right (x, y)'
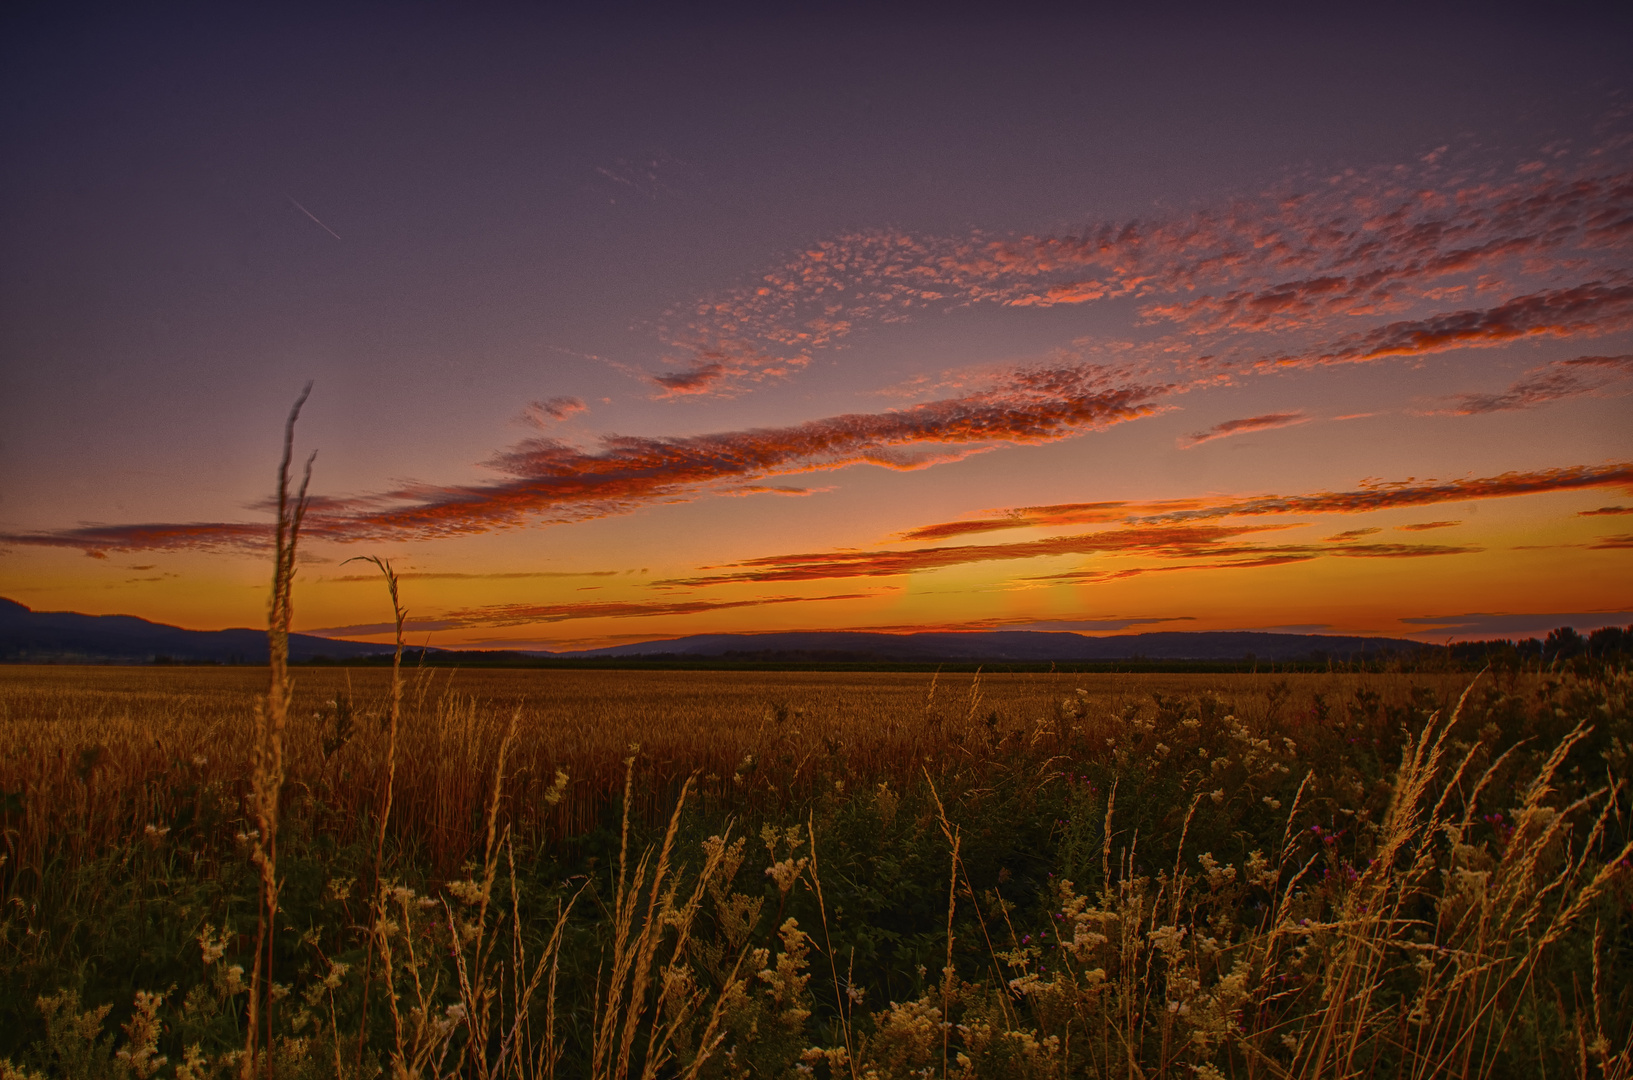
top-left (895, 464), bottom-right (1633, 542)
top-left (660, 523), bottom-right (1298, 585)
top-left (1131, 464), bottom-right (1633, 525)
top-left (310, 590), bottom-right (885, 636)
top-left (2, 365), bottom-right (1168, 555)
top-left (1264, 284), bottom-right (1633, 369)
top-left (1580, 505), bottom-right (1633, 516)
top-left (1396, 521), bottom-right (1461, 531)
top-left (896, 501), bottom-right (1139, 542)
top-left (324, 570), bottom-right (622, 583)
top-left (521, 397), bottom-right (588, 427)
top-left (1181, 411), bottom-right (1309, 447)
top-left (662, 523), bottom-right (1485, 587)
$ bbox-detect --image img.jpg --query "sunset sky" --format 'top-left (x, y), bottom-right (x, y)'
top-left (2, 7), bottom-right (1631, 650)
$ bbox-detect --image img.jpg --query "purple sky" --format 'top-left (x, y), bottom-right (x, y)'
top-left (2, 5), bottom-right (1630, 647)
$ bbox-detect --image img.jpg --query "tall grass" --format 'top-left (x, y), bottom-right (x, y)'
top-left (4, 659), bottom-right (1627, 1076)
top-left (243, 384), bottom-right (315, 1077)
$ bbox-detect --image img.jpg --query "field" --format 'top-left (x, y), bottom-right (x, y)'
top-left (2, 659), bottom-right (1631, 1079)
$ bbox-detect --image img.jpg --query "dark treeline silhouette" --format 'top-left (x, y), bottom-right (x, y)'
top-left (1443, 624), bottom-right (1632, 671)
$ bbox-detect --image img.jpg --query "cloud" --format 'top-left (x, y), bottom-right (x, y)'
top-left (896, 463), bottom-right (1633, 542)
top-left (1440, 354), bottom-right (1633, 414)
top-left (657, 522), bottom-right (1478, 588)
top-left (896, 501), bottom-right (1138, 542)
top-left (1127, 464), bottom-right (1633, 525)
top-left (646, 145), bottom-right (1632, 395)
top-left (1263, 284), bottom-right (1633, 370)
top-left (990, 616), bottom-right (1194, 632)
top-left (650, 362), bottom-right (729, 396)
top-left (662, 523), bottom-right (1300, 585)
top-left (1589, 533), bottom-right (1633, 549)
top-left (1580, 505), bottom-right (1633, 516)
top-left (1399, 611), bottom-right (1633, 639)
top-left (717, 484), bottom-right (832, 497)
top-left (306, 618), bottom-right (467, 637)
top-left (1324, 543), bottom-right (1478, 558)
top-left (324, 570), bottom-right (622, 583)
top-left (649, 340), bottom-right (814, 399)
top-left (309, 590), bottom-right (884, 636)
top-left (0, 521), bottom-right (274, 556)
top-left (521, 397), bottom-right (588, 427)
top-left (642, 461), bottom-right (1630, 588)
top-left (1181, 411), bottom-right (1309, 447)
top-left (1, 365), bottom-right (1168, 555)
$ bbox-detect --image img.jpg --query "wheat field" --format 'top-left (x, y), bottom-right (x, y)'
top-left (2, 656), bottom-right (1630, 1079)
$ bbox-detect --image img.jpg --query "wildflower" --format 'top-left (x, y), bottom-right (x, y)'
top-left (766, 856), bottom-right (808, 896)
top-left (197, 924), bottom-right (230, 966)
top-left (543, 767), bottom-right (570, 805)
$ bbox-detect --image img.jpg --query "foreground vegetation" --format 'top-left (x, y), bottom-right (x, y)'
top-left (1, 657), bottom-right (1630, 1078)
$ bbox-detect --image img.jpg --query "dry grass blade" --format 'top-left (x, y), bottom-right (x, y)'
top-left (347, 553), bottom-right (407, 1068)
top-left (242, 382), bottom-right (315, 1080)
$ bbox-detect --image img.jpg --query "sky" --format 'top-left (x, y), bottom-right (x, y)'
top-left (1, 4), bottom-right (1631, 650)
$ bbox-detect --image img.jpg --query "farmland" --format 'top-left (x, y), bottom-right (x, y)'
top-left (2, 660), bottom-right (1630, 1078)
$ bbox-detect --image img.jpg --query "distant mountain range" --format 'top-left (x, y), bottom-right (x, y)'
top-left (548, 630), bottom-right (1426, 662)
top-left (0, 598), bottom-right (1428, 664)
top-left (0, 597), bottom-right (392, 663)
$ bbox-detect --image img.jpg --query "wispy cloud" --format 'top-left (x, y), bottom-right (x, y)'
top-left (646, 145), bottom-right (1632, 395)
top-left (1181, 411), bottom-right (1309, 447)
top-left (1129, 464), bottom-right (1633, 526)
top-left (1014, 543), bottom-right (1479, 587)
top-left (521, 397), bottom-right (588, 427)
top-left (896, 464), bottom-right (1633, 542)
top-left (1580, 505), bottom-right (1633, 516)
top-left (1399, 611), bottom-right (1633, 639)
top-left (656, 521), bottom-right (1479, 587)
top-left (1439, 354), bottom-right (1633, 414)
top-left (1324, 527), bottom-right (1382, 541)
top-left (324, 569), bottom-right (623, 583)
top-left (1, 365), bottom-right (1168, 555)
top-left (1262, 285), bottom-right (1633, 370)
top-left (1396, 520), bottom-right (1461, 531)
top-left (309, 590), bottom-right (884, 636)
top-left (661, 525), bottom-right (1296, 585)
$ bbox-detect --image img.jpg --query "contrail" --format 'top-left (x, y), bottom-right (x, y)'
top-left (287, 196), bottom-right (342, 240)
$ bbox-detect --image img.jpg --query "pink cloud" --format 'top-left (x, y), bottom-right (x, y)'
top-left (521, 396), bottom-right (588, 427)
top-left (647, 146), bottom-right (1632, 396)
top-left (1263, 285), bottom-right (1633, 370)
top-left (1439, 354), bottom-right (1633, 414)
